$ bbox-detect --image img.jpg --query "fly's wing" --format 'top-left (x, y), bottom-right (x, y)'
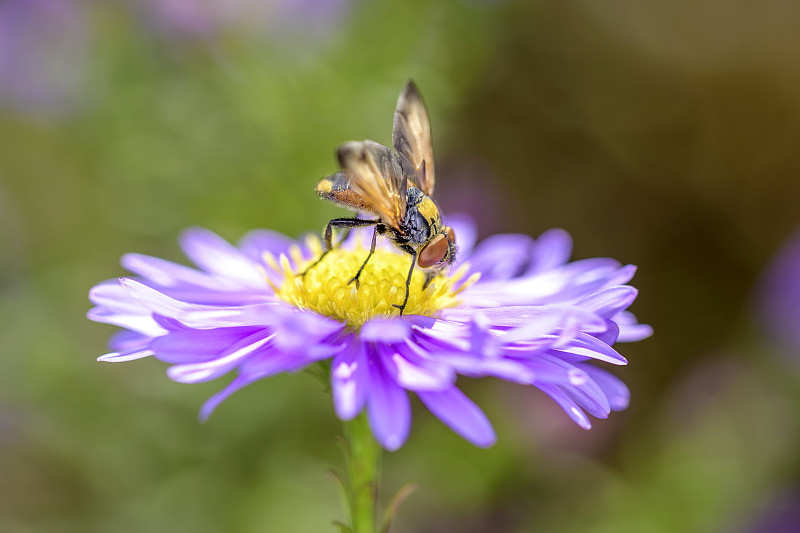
top-left (336, 140), bottom-right (407, 231)
top-left (392, 80), bottom-right (435, 196)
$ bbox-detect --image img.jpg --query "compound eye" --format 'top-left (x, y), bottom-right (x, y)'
top-left (418, 234), bottom-right (449, 268)
top-left (444, 226), bottom-right (455, 245)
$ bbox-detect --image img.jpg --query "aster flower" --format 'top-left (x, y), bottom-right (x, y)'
top-left (88, 214), bottom-right (650, 451)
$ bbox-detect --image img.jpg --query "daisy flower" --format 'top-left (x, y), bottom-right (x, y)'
top-left (88, 214), bottom-right (650, 450)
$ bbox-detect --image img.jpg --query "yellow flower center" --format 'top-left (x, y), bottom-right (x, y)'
top-left (266, 236), bottom-right (478, 329)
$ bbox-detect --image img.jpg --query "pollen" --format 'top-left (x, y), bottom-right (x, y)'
top-left (267, 236), bottom-right (478, 329)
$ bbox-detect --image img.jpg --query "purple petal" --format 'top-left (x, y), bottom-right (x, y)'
top-left (179, 227), bottom-right (264, 286)
top-left (549, 333), bottom-right (628, 365)
top-left (98, 347), bottom-right (154, 362)
top-left (445, 213), bottom-right (477, 259)
top-left (602, 264), bottom-right (637, 288)
top-left (89, 280), bottom-right (145, 312)
top-left (536, 383), bottom-right (592, 429)
top-left (121, 253), bottom-right (226, 290)
top-left (560, 377), bottom-right (610, 419)
top-left (440, 305), bottom-right (606, 333)
top-left (117, 278), bottom-right (281, 328)
top-left (108, 329), bottom-right (152, 352)
top-left (87, 306), bottom-right (165, 337)
top-left (499, 307), bottom-right (604, 343)
top-left (385, 341), bottom-right (455, 391)
top-left (361, 318), bottom-right (411, 343)
top-left (461, 258), bottom-right (625, 307)
top-left (592, 320), bottom-right (620, 345)
top-left (239, 348), bottom-right (309, 376)
top-left (577, 286), bottom-right (638, 318)
top-left (238, 229), bottom-right (295, 262)
top-left (527, 229), bottom-right (572, 274)
top-left (166, 330), bottom-right (273, 383)
top-left (417, 386), bottom-right (496, 447)
top-left (270, 309), bottom-right (344, 353)
top-left (580, 365), bottom-right (630, 411)
top-left (467, 234), bottom-right (535, 281)
top-left (508, 353), bottom-right (589, 385)
top-left (199, 374), bottom-right (260, 421)
top-left (150, 326), bottom-right (263, 364)
top-left (367, 350), bottom-right (411, 451)
top-left (614, 311), bottom-right (653, 342)
top-left (332, 340), bottom-right (369, 420)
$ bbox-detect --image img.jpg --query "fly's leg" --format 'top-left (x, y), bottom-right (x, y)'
top-left (298, 218), bottom-right (378, 278)
top-left (392, 244), bottom-right (417, 316)
top-left (422, 270), bottom-right (438, 290)
top-left (347, 226), bottom-right (378, 289)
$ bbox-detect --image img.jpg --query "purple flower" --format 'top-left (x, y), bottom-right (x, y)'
top-left (89, 215), bottom-right (650, 450)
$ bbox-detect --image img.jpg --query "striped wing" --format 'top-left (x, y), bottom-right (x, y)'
top-left (392, 80), bottom-right (435, 196)
top-left (336, 140), bottom-right (407, 231)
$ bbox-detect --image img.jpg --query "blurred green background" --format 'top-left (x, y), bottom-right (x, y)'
top-left (2, 1), bottom-right (800, 532)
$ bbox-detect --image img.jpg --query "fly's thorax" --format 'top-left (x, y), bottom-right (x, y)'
top-left (403, 186), bottom-right (441, 244)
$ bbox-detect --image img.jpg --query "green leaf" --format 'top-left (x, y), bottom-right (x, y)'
top-left (332, 520), bottom-right (352, 533)
top-left (379, 482), bottom-right (419, 533)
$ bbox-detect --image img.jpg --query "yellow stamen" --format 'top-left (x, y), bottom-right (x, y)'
top-left (271, 236), bottom-right (478, 329)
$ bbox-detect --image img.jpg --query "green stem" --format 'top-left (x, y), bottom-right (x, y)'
top-left (343, 413), bottom-right (381, 533)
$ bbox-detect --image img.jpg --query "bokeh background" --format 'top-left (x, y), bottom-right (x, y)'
top-left (2, 1), bottom-right (800, 532)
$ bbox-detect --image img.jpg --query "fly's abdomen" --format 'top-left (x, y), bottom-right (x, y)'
top-left (316, 172), bottom-right (375, 214)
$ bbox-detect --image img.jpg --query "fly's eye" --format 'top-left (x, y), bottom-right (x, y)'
top-left (444, 226), bottom-right (455, 245)
top-left (418, 234), bottom-right (449, 268)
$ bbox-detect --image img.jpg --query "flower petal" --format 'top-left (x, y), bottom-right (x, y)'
top-left (446, 213), bottom-right (477, 259)
top-left (613, 311), bottom-right (653, 342)
top-left (386, 341), bottom-right (455, 391)
top-left (549, 333), bottom-right (628, 365)
top-left (577, 286), bottom-right (639, 318)
top-left (466, 234), bottom-right (534, 281)
top-left (440, 305), bottom-right (606, 333)
top-left (166, 330), bottom-right (273, 383)
top-left (526, 229), bottom-right (572, 274)
top-left (367, 349), bottom-right (411, 451)
top-left (179, 227), bottom-right (264, 286)
top-left (269, 308), bottom-right (344, 354)
top-left (108, 329), bottom-right (152, 352)
top-left (332, 340), bottom-right (369, 420)
top-left (98, 347), bottom-right (154, 362)
top-left (536, 383), bottom-right (592, 429)
top-left (121, 253), bottom-right (228, 290)
top-left (417, 386), bottom-right (496, 447)
top-left (361, 318), bottom-right (411, 343)
top-left (238, 229), bottom-right (295, 262)
top-left (150, 326), bottom-right (263, 364)
top-left (580, 365), bottom-right (630, 411)
top-left (199, 374), bottom-right (261, 421)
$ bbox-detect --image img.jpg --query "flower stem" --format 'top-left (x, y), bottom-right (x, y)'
top-left (343, 413), bottom-right (381, 533)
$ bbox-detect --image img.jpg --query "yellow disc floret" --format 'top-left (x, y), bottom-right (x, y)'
top-left (265, 236), bottom-right (478, 329)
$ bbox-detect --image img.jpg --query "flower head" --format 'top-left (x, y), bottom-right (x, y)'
top-left (89, 215), bottom-right (650, 450)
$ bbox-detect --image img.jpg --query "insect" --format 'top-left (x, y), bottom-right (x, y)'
top-left (303, 80), bottom-right (456, 315)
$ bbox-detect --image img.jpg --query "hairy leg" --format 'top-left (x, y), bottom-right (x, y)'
top-left (298, 218), bottom-right (378, 278)
top-left (392, 244), bottom-right (417, 315)
top-left (347, 226), bottom-right (378, 289)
